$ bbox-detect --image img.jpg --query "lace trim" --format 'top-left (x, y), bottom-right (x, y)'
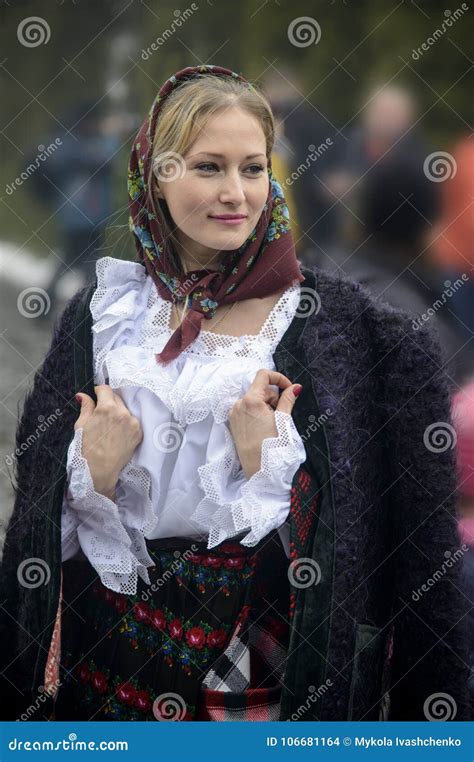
top-left (90, 256), bottom-right (301, 366)
top-left (89, 256), bottom-right (302, 427)
top-left (64, 427), bottom-right (157, 594)
top-left (190, 410), bottom-right (307, 548)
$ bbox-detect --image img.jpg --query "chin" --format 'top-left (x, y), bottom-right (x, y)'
top-left (200, 234), bottom-right (249, 252)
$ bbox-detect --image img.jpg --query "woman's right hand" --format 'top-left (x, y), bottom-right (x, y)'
top-left (74, 385), bottom-right (143, 500)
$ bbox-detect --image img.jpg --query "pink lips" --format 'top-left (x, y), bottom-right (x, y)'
top-left (209, 215), bottom-right (247, 225)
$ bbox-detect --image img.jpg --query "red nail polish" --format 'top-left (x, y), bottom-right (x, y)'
top-left (293, 384), bottom-right (303, 397)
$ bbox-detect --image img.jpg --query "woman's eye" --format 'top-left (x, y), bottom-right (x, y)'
top-left (195, 163), bottom-right (265, 174)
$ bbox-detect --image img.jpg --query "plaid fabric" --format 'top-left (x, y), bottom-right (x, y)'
top-left (198, 602), bottom-right (288, 721)
top-left (197, 464), bottom-right (320, 721)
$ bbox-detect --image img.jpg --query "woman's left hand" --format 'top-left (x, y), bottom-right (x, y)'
top-left (228, 369), bottom-right (302, 480)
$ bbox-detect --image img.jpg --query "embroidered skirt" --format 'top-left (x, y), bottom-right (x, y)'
top-left (54, 528), bottom-right (290, 721)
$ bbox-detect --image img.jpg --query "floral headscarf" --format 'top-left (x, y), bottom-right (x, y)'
top-left (128, 64), bottom-right (304, 364)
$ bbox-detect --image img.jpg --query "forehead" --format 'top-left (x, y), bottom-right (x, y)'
top-left (187, 107), bottom-right (267, 156)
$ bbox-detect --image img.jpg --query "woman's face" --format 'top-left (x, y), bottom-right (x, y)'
top-left (155, 106), bottom-right (269, 271)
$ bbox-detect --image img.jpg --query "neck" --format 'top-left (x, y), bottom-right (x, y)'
top-left (174, 235), bottom-right (223, 274)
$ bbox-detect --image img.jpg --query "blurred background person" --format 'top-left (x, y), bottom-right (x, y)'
top-left (336, 143), bottom-right (473, 383)
top-left (26, 100), bottom-right (121, 309)
top-left (428, 137), bottom-right (474, 347)
top-left (320, 83), bottom-right (473, 383)
top-left (324, 84), bottom-right (430, 252)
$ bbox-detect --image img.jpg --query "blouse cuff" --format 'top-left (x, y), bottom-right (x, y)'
top-left (63, 427), bottom-right (157, 595)
top-left (191, 410), bottom-right (306, 549)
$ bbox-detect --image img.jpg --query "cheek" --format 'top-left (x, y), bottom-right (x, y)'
top-left (164, 184), bottom-right (204, 225)
top-left (251, 180), bottom-right (270, 213)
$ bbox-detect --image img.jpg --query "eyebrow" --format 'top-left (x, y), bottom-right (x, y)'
top-left (188, 152), bottom-right (267, 160)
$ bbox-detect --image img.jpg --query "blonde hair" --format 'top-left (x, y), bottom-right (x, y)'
top-left (147, 73), bottom-right (275, 275)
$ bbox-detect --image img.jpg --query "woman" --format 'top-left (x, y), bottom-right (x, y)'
top-left (0, 65), bottom-right (470, 722)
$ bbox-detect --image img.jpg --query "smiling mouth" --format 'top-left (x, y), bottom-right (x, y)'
top-left (209, 215), bottom-right (248, 225)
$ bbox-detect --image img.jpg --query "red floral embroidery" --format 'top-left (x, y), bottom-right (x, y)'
top-left (224, 556), bottom-right (245, 570)
top-left (185, 626), bottom-right (206, 649)
top-left (150, 609), bottom-right (166, 631)
top-left (134, 689), bottom-right (152, 713)
top-left (91, 670), bottom-right (108, 695)
top-left (206, 628), bottom-right (227, 649)
top-left (117, 681), bottom-right (137, 705)
top-left (169, 618), bottom-right (183, 640)
top-left (132, 602), bottom-right (152, 623)
top-left (201, 556), bottom-right (222, 568)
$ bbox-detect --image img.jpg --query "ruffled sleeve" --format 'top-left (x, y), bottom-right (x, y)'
top-left (89, 256), bottom-right (149, 385)
top-left (190, 410), bottom-right (306, 549)
top-left (60, 427), bottom-right (157, 595)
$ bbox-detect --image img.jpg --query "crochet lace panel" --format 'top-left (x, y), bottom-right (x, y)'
top-left (91, 256), bottom-right (302, 366)
top-left (63, 427), bottom-right (156, 595)
top-left (191, 410), bottom-right (307, 549)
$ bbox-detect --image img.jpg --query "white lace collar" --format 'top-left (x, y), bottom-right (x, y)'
top-left (91, 256), bottom-right (302, 363)
top-left (144, 268), bottom-right (301, 360)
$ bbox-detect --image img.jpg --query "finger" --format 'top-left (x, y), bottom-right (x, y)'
top-left (276, 385), bottom-right (302, 415)
top-left (94, 384), bottom-right (116, 406)
top-left (75, 392), bottom-right (96, 426)
top-left (263, 388), bottom-right (280, 409)
top-left (249, 369), bottom-right (293, 397)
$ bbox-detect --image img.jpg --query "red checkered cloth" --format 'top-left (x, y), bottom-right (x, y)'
top-left (196, 464), bottom-right (319, 721)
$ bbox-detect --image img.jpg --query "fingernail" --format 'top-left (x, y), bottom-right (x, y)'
top-left (75, 394), bottom-right (82, 403)
top-left (293, 384), bottom-right (303, 397)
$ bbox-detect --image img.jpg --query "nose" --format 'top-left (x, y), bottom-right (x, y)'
top-left (217, 170), bottom-right (246, 205)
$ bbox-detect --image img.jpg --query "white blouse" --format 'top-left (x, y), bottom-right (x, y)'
top-left (61, 256), bottom-right (307, 594)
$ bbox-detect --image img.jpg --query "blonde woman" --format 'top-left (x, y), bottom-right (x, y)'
top-left (1, 65), bottom-right (470, 722)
